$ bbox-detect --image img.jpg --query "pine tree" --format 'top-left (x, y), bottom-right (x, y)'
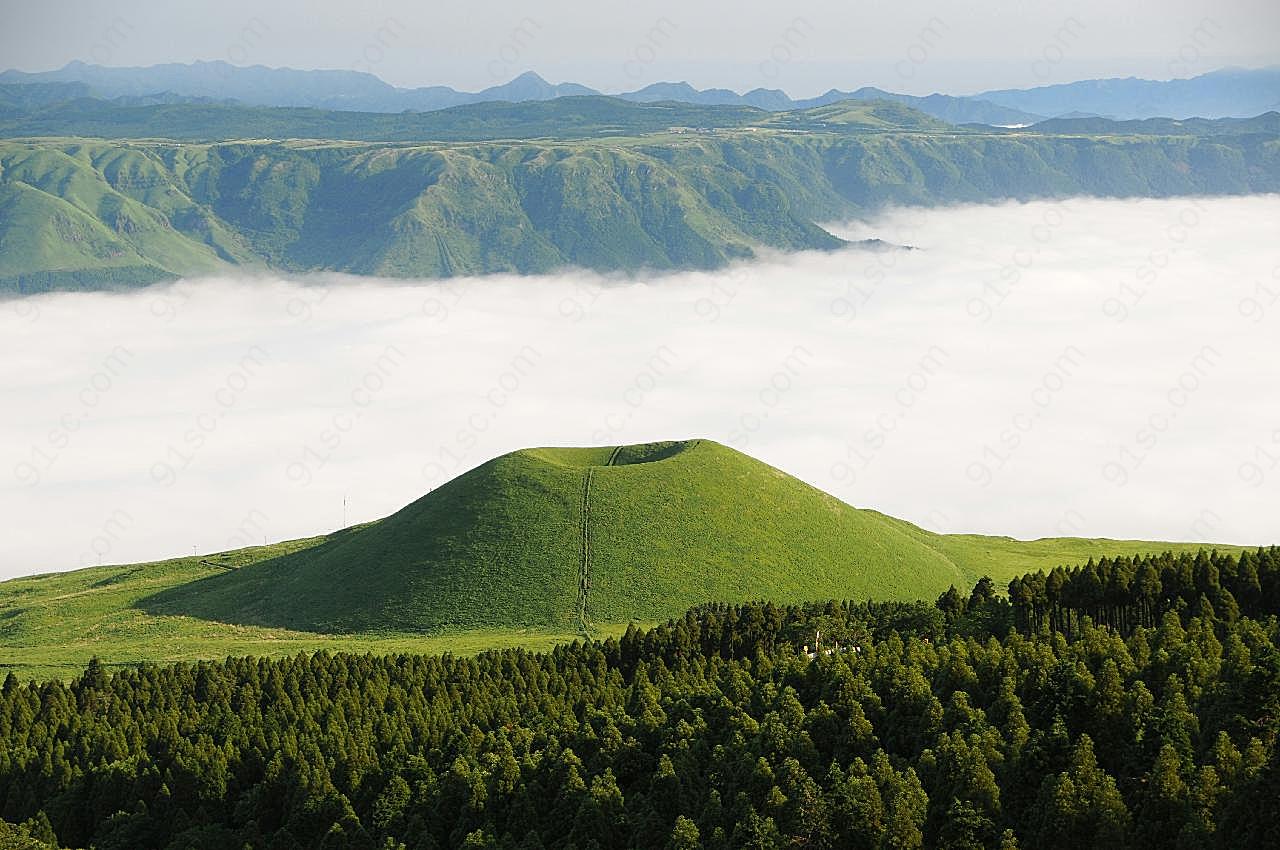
top-left (1033, 735), bottom-right (1130, 850)
top-left (666, 815), bottom-right (700, 850)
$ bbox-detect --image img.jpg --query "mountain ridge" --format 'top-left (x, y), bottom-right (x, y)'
top-left (0, 61), bottom-right (1040, 123)
top-left (975, 65), bottom-right (1280, 120)
top-left (6, 61), bottom-right (1278, 121)
top-left (2, 111), bottom-right (1275, 293)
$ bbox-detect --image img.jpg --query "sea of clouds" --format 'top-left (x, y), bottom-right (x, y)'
top-left (2, 195), bottom-right (1278, 578)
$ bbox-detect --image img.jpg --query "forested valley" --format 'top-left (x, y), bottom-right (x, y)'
top-left (1, 547), bottom-right (1277, 849)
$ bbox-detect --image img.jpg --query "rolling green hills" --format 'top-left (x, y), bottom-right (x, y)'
top-left (0, 84), bottom-right (1019, 142)
top-left (0, 93), bottom-right (768, 143)
top-left (2, 86), bottom-right (1272, 145)
top-left (1, 439), bottom-right (1254, 679)
top-left (0, 91), bottom-right (962, 144)
top-left (3, 112), bottom-right (1277, 292)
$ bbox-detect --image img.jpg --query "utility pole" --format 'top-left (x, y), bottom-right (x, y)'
top-left (342, 494), bottom-right (347, 529)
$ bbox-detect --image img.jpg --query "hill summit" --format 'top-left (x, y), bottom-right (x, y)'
top-left (143, 439), bottom-right (972, 633)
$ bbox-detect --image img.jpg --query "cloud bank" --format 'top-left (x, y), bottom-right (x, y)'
top-left (2, 195), bottom-right (1278, 578)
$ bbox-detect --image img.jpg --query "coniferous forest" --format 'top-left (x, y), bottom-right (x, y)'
top-left (1, 547), bottom-right (1278, 850)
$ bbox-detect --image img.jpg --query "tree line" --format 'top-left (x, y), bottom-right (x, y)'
top-left (0, 548), bottom-right (1276, 849)
top-left (1005, 547), bottom-right (1279, 637)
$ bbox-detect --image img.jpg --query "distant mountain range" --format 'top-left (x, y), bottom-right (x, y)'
top-left (0, 61), bottom-right (598, 113)
top-left (977, 66), bottom-right (1280, 120)
top-left (3, 61), bottom-right (1277, 123)
top-left (0, 62), bottom-right (1038, 124)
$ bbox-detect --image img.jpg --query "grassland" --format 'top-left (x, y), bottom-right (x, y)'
top-left (4, 440), bottom-right (1256, 680)
top-left (1, 98), bottom-right (1276, 292)
top-left (0, 535), bottom-right (632, 681)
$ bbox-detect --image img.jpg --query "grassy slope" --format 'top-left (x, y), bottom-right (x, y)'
top-left (139, 440), bottom-right (1252, 634)
top-left (125, 440), bottom-right (1256, 631)
top-left (0, 142), bottom-right (252, 288)
top-left (2, 117), bottom-right (1276, 291)
top-left (0, 536), bottom-right (615, 681)
top-left (581, 441), bottom-right (968, 623)
top-left (0, 134), bottom-right (843, 291)
top-left (139, 440), bottom-right (974, 634)
top-left (3, 439), bottom-right (1255, 680)
top-left (143, 447), bottom-right (589, 633)
top-left (874, 513), bottom-right (1245, 587)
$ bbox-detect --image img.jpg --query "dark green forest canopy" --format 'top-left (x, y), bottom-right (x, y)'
top-left (2, 547), bottom-right (1277, 849)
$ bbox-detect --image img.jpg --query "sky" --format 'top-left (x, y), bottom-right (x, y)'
top-left (3, 196), bottom-right (1278, 579)
top-left (1, 0), bottom-right (1278, 96)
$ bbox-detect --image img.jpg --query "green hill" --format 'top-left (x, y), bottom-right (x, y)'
top-left (773, 99), bottom-right (955, 132)
top-left (1, 439), bottom-right (1257, 679)
top-left (139, 439), bottom-right (1250, 634)
top-left (140, 440), bottom-right (969, 632)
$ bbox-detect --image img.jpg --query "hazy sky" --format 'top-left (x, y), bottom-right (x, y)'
top-left (3, 196), bottom-right (1278, 579)
top-left (2, 0), bottom-right (1278, 96)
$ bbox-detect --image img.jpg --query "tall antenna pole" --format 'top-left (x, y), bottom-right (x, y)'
top-left (342, 494), bottom-right (347, 529)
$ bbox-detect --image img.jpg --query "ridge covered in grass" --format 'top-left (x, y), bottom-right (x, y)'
top-left (3, 109), bottom-right (1277, 292)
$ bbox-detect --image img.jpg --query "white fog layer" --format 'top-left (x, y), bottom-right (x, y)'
top-left (2, 195), bottom-right (1278, 578)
